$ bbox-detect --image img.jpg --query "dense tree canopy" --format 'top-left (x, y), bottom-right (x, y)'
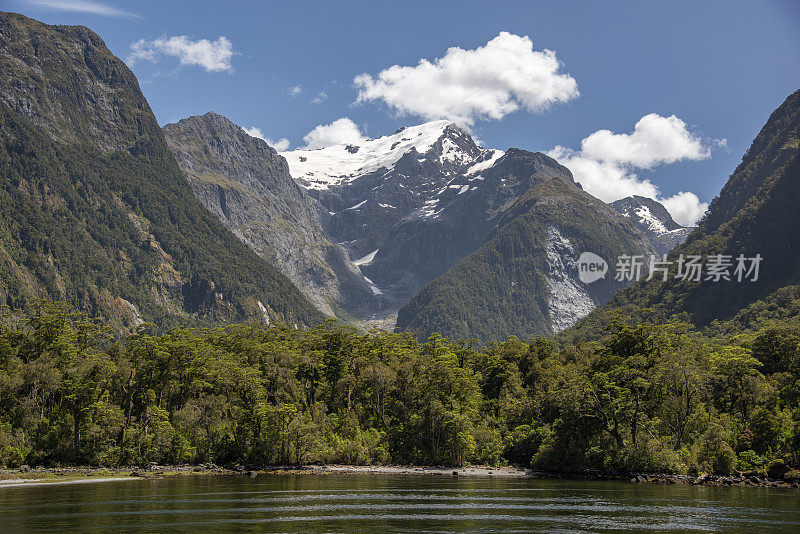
top-left (0, 301), bottom-right (797, 478)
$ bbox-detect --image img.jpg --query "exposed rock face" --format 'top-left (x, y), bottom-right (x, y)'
top-left (0, 13), bottom-right (324, 330)
top-left (282, 122), bottom-right (566, 322)
top-left (163, 113), bottom-right (375, 318)
top-left (611, 195), bottom-right (693, 255)
top-left (395, 161), bottom-right (656, 341)
top-left (545, 226), bottom-right (596, 333)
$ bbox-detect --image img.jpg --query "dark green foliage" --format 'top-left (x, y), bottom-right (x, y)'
top-left (0, 13), bottom-right (324, 329)
top-left (0, 301), bottom-right (797, 476)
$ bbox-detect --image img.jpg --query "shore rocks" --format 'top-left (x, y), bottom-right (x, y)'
top-left (2, 465), bottom-right (798, 490)
top-left (625, 472), bottom-right (797, 489)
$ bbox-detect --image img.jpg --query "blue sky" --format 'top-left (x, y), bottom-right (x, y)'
top-left (8, 0), bottom-right (800, 223)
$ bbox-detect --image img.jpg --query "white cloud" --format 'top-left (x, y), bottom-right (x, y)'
top-left (354, 31), bottom-right (578, 126)
top-left (302, 118), bottom-right (365, 149)
top-left (25, 0), bottom-right (140, 18)
top-left (286, 85), bottom-right (303, 97)
top-left (127, 36), bottom-right (234, 73)
top-left (579, 114), bottom-right (711, 168)
top-left (661, 191), bottom-right (708, 227)
top-left (311, 91), bottom-right (328, 104)
top-left (242, 126), bottom-right (290, 151)
top-left (548, 114), bottom-right (722, 225)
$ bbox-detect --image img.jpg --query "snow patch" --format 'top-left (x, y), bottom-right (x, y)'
top-left (282, 120), bottom-right (452, 190)
top-left (634, 206), bottom-right (669, 235)
top-left (465, 149), bottom-right (504, 175)
top-left (257, 300), bottom-right (271, 325)
top-left (346, 199), bottom-right (368, 210)
top-left (362, 275), bottom-right (384, 295)
top-left (419, 198), bottom-right (442, 218)
top-left (439, 137), bottom-right (473, 166)
top-left (354, 248), bottom-right (379, 266)
top-left (545, 226), bottom-right (596, 333)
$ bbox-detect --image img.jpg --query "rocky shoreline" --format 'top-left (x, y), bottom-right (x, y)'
top-left (1, 464), bottom-right (798, 489)
top-left (534, 469), bottom-right (800, 489)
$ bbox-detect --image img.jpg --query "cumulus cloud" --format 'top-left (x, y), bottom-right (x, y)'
top-left (354, 32), bottom-right (578, 126)
top-left (127, 36), bottom-right (234, 73)
top-left (548, 114), bottom-right (723, 225)
top-left (25, 0), bottom-right (140, 18)
top-left (661, 192), bottom-right (709, 228)
top-left (242, 126), bottom-right (290, 151)
top-left (302, 118), bottom-right (366, 149)
top-left (311, 91), bottom-right (328, 104)
top-left (579, 114), bottom-right (712, 168)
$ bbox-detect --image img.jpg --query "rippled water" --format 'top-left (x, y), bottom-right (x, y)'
top-left (1, 474), bottom-right (798, 532)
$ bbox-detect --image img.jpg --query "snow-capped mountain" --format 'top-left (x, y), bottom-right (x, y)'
top-left (610, 196), bottom-right (693, 255)
top-left (284, 120), bottom-right (501, 190)
top-left (279, 122), bottom-right (676, 330)
top-left (282, 121), bottom-right (510, 322)
top-left (160, 114), bottom-right (687, 334)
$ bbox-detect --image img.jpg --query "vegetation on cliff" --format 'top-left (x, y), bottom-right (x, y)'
top-left (0, 13), bottom-right (324, 330)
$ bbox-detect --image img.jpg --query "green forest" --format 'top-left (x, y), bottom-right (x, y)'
top-left (0, 301), bottom-right (798, 479)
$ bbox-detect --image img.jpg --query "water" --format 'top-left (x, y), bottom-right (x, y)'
top-left (0, 474), bottom-right (798, 532)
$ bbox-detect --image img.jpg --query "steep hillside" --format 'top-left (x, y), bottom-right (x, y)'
top-left (570, 89), bottom-right (800, 339)
top-left (283, 121), bottom-right (504, 316)
top-left (0, 12), bottom-right (324, 329)
top-left (163, 112), bottom-right (375, 318)
top-left (611, 195), bottom-right (693, 255)
top-left (396, 152), bottom-right (655, 341)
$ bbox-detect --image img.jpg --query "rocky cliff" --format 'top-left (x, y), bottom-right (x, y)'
top-left (0, 12), bottom-right (324, 329)
top-left (611, 195), bottom-right (692, 255)
top-left (396, 153), bottom-right (656, 341)
top-left (163, 112), bottom-right (375, 318)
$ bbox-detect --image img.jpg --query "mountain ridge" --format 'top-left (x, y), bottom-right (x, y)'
top-left (568, 88), bottom-right (800, 339)
top-left (395, 152), bottom-right (656, 341)
top-left (610, 195), bottom-right (693, 255)
top-left (0, 12), bottom-right (324, 329)
top-left (162, 111), bottom-right (377, 318)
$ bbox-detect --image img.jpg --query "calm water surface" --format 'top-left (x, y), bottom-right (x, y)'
top-left (0, 474), bottom-right (798, 532)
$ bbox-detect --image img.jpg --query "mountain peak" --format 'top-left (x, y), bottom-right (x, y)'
top-left (611, 195), bottom-right (684, 232)
top-left (282, 120), bottom-right (485, 190)
top-left (610, 195), bottom-right (692, 255)
top-left (169, 111), bottom-right (236, 130)
top-left (0, 11), bottom-right (151, 152)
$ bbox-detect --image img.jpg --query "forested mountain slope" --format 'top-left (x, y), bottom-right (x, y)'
top-left (0, 12), bottom-right (324, 329)
top-left (570, 89), bottom-right (800, 339)
top-left (396, 150), bottom-right (655, 341)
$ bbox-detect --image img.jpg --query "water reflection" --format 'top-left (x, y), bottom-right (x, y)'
top-left (0, 475), bottom-right (797, 532)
